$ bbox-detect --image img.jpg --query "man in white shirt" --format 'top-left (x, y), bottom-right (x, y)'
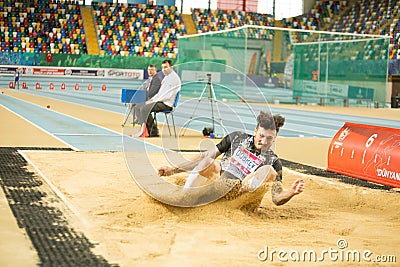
top-left (134, 59), bottom-right (181, 137)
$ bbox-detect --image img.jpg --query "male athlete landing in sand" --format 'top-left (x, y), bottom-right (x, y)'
top-left (158, 111), bottom-right (304, 206)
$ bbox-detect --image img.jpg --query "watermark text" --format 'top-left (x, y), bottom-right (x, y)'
top-left (257, 239), bottom-right (397, 263)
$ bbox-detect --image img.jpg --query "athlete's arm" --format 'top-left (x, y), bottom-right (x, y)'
top-left (158, 146), bottom-right (221, 176)
top-left (271, 179), bottom-right (304, 205)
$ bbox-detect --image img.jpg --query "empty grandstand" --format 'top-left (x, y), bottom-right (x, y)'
top-left (0, 0), bottom-right (399, 105)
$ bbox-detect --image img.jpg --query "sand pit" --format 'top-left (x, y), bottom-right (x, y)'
top-left (2, 89), bottom-right (399, 266)
top-left (21, 150), bottom-right (400, 266)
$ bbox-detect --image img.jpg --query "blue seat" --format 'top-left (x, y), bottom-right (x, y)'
top-left (153, 91), bottom-right (180, 137)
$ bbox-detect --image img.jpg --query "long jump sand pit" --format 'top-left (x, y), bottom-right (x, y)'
top-left (22, 150), bottom-right (399, 266)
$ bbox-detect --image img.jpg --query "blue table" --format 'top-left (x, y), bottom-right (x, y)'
top-left (121, 89), bottom-right (147, 127)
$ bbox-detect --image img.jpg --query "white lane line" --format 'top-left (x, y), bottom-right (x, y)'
top-left (53, 133), bottom-right (121, 136)
top-left (0, 103), bottom-right (79, 151)
top-left (2, 94), bottom-right (166, 151)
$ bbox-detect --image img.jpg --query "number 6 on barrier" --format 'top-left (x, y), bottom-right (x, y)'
top-left (328, 122), bottom-right (400, 188)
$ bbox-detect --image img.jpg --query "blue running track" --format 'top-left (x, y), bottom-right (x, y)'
top-left (1, 89), bottom-right (399, 152)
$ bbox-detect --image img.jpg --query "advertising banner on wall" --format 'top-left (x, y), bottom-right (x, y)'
top-left (0, 66), bottom-right (18, 74)
top-left (294, 80), bottom-right (375, 100)
top-left (106, 68), bottom-right (143, 79)
top-left (0, 65), bottom-right (143, 79)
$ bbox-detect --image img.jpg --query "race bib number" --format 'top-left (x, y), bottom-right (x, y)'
top-left (229, 146), bottom-right (263, 178)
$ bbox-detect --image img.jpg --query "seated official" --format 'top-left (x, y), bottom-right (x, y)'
top-left (134, 59), bottom-right (181, 137)
top-left (145, 64), bottom-right (162, 100)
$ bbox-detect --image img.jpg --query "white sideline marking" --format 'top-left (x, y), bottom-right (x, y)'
top-left (54, 133), bottom-right (120, 136)
top-left (2, 93), bottom-right (166, 151)
top-left (0, 104), bottom-right (79, 151)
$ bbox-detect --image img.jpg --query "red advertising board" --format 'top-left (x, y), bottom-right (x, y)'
top-left (33, 68), bottom-right (65, 76)
top-left (328, 122), bottom-right (400, 188)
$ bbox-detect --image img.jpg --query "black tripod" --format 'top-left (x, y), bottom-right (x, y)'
top-left (182, 74), bottom-right (224, 136)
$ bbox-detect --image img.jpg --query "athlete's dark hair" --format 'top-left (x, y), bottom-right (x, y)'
top-left (256, 111), bottom-right (285, 133)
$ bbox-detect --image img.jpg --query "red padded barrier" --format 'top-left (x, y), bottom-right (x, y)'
top-left (328, 122), bottom-right (400, 188)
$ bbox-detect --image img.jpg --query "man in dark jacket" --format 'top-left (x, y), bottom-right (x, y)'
top-left (146, 64), bottom-right (162, 100)
top-left (144, 64), bottom-right (162, 136)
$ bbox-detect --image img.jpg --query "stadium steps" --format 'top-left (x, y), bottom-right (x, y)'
top-left (377, 13), bottom-right (400, 35)
top-left (182, 14), bottom-right (197, 35)
top-left (302, 4), bottom-right (353, 44)
top-left (81, 7), bottom-right (100, 55)
top-left (320, 2), bottom-right (352, 32)
top-left (303, 3), bottom-right (353, 43)
top-left (273, 21), bottom-right (283, 62)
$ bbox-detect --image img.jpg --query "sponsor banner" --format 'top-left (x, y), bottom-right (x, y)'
top-left (302, 80), bottom-right (319, 94)
top-left (348, 86), bottom-right (374, 99)
top-left (0, 65), bottom-right (143, 79)
top-left (328, 122), bottom-right (400, 188)
top-left (296, 80), bottom-right (349, 97)
top-left (328, 83), bottom-right (348, 97)
top-left (69, 69), bottom-right (104, 77)
top-left (32, 68), bottom-right (65, 76)
top-left (106, 68), bottom-right (143, 79)
top-left (24, 67), bottom-right (33, 76)
top-left (0, 66), bottom-right (18, 74)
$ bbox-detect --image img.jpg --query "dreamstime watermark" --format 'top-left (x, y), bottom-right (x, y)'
top-left (257, 239), bottom-right (397, 263)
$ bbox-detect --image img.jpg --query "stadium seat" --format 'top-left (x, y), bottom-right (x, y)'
top-left (92, 2), bottom-right (185, 58)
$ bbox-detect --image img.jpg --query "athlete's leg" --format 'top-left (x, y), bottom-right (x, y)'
top-left (183, 158), bottom-right (220, 188)
top-left (240, 165), bottom-right (277, 192)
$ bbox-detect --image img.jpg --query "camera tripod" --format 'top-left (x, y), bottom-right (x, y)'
top-left (181, 74), bottom-right (224, 136)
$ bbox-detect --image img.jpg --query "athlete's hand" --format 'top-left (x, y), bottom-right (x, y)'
top-left (291, 179), bottom-right (305, 195)
top-left (158, 166), bottom-right (176, 176)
